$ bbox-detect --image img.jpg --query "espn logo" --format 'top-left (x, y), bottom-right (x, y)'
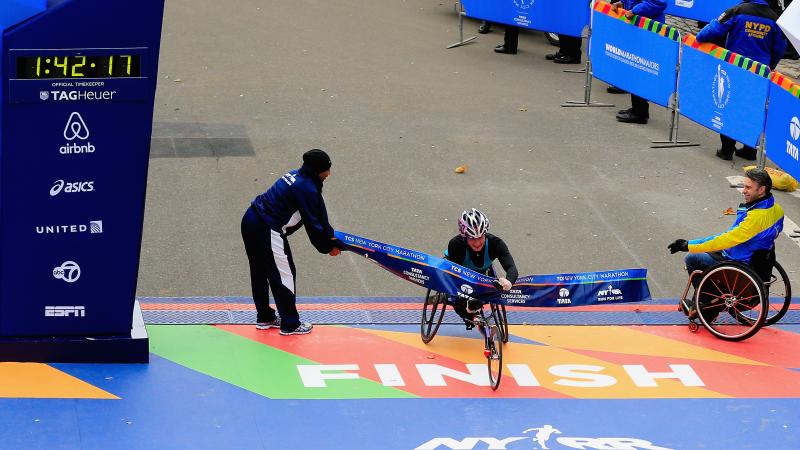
top-left (45, 306), bottom-right (86, 317)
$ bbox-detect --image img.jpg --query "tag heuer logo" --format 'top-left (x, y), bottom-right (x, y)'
top-left (40, 91), bottom-right (50, 101)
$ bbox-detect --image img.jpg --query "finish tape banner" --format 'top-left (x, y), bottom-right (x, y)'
top-left (459, 0), bottom-right (590, 37)
top-left (590, 2), bottom-right (680, 108)
top-left (679, 35), bottom-right (771, 148)
top-left (335, 231), bottom-right (652, 307)
top-left (665, 0), bottom-right (739, 23)
top-left (764, 72), bottom-right (800, 182)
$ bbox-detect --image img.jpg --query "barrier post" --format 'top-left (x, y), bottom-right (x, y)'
top-left (652, 37), bottom-right (699, 148)
top-left (562, 1), bottom-right (614, 108)
top-left (446, 2), bottom-right (478, 49)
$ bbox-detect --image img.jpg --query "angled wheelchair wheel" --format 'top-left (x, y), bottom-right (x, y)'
top-left (421, 289), bottom-right (447, 344)
top-left (695, 262), bottom-right (767, 341)
top-left (485, 315), bottom-right (503, 390)
top-left (490, 302), bottom-right (509, 343)
top-left (763, 261), bottom-right (792, 326)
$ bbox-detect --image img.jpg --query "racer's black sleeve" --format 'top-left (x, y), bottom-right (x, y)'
top-left (489, 236), bottom-right (518, 284)
top-left (446, 236), bottom-right (466, 263)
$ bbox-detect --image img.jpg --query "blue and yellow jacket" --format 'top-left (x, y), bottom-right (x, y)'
top-left (688, 193), bottom-right (783, 263)
top-left (696, 0), bottom-right (786, 69)
top-left (623, 0), bottom-right (666, 22)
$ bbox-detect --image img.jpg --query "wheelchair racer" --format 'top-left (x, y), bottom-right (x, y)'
top-left (446, 208), bottom-right (519, 329)
top-left (667, 168), bottom-right (784, 316)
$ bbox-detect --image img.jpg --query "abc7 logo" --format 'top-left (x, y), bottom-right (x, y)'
top-left (53, 261), bottom-right (81, 283)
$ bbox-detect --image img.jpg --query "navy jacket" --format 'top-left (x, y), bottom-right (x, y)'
top-left (696, 0), bottom-right (786, 68)
top-left (251, 164), bottom-right (337, 253)
top-left (623, 0), bottom-right (667, 22)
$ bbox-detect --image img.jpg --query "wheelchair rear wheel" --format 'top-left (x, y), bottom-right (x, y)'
top-left (695, 262), bottom-right (767, 341)
top-left (421, 289), bottom-right (447, 344)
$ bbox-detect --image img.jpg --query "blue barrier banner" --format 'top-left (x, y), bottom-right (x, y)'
top-left (336, 231), bottom-right (652, 307)
top-left (459, 0), bottom-right (590, 37)
top-left (665, 0), bottom-right (740, 23)
top-left (765, 77), bottom-right (800, 182)
top-left (678, 39), bottom-right (770, 148)
top-left (589, 5), bottom-right (680, 108)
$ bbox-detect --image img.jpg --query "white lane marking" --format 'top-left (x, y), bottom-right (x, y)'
top-left (726, 176), bottom-right (800, 249)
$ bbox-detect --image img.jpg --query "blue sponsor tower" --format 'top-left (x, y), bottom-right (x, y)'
top-left (0, 0), bottom-right (165, 362)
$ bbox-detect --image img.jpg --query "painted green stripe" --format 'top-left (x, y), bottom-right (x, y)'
top-left (148, 325), bottom-right (417, 399)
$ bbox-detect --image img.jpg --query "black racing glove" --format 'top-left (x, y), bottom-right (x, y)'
top-left (667, 239), bottom-right (689, 254)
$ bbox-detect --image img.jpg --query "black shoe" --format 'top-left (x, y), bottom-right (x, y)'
top-left (715, 149), bottom-right (733, 161)
top-left (494, 45), bottom-right (517, 54)
top-left (735, 148), bottom-right (757, 161)
top-left (607, 86), bottom-right (626, 94)
top-left (545, 52), bottom-right (563, 60)
top-left (616, 110), bottom-right (648, 124)
top-left (478, 22), bottom-right (492, 34)
top-left (553, 54), bottom-right (581, 64)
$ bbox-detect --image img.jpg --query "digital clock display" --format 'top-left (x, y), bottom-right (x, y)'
top-left (16, 55), bottom-right (141, 79)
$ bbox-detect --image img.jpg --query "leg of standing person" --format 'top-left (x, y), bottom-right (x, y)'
top-left (616, 95), bottom-right (649, 124)
top-left (241, 207), bottom-right (279, 326)
top-left (495, 26), bottom-right (518, 54)
top-left (717, 135), bottom-right (737, 160)
top-left (266, 229), bottom-right (304, 333)
top-left (478, 20), bottom-right (492, 34)
top-left (735, 144), bottom-right (757, 161)
top-left (553, 35), bottom-right (581, 64)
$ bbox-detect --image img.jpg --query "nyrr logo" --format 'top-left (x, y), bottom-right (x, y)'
top-left (50, 180), bottom-right (95, 196)
top-left (45, 306), bottom-right (85, 318)
top-left (787, 117), bottom-right (800, 162)
top-left (60, 112), bottom-right (96, 155)
top-left (415, 425), bottom-right (673, 450)
top-left (711, 64), bottom-right (731, 109)
top-left (53, 261), bottom-right (81, 283)
top-left (597, 284), bottom-right (623, 302)
top-left (513, 0), bottom-right (535, 10)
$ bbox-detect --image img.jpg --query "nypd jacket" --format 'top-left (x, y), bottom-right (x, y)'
top-left (623, 0), bottom-right (666, 22)
top-left (251, 164), bottom-right (338, 253)
top-left (688, 193), bottom-right (784, 263)
top-left (696, 0), bottom-right (786, 68)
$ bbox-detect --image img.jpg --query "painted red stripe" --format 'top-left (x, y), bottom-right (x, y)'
top-left (218, 325), bottom-right (569, 398)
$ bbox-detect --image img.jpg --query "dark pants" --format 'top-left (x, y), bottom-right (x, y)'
top-left (719, 135), bottom-right (756, 156)
top-left (631, 95), bottom-right (649, 117)
top-left (504, 26), bottom-right (519, 51)
top-left (241, 206), bottom-right (300, 331)
top-left (559, 35), bottom-right (582, 58)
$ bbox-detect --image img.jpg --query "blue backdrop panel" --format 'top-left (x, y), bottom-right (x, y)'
top-left (678, 45), bottom-right (769, 148)
top-left (460, 0), bottom-right (590, 37)
top-left (589, 12), bottom-right (679, 108)
top-left (0, 0), bottom-right (165, 337)
top-left (765, 85), bottom-right (800, 182)
top-left (665, 0), bottom-right (740, 23)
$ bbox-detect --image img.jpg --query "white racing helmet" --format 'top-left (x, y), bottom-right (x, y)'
top-left (458, 208), bottom-right (490, 238)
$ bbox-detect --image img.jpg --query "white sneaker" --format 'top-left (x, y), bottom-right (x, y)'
top-left (255, 317), bottom-right (281, 330)
top-left (279, 321), bottom-right (313, 336)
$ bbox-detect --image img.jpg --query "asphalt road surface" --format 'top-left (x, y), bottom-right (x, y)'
top-left (138, 0), bottom-right (800, 300)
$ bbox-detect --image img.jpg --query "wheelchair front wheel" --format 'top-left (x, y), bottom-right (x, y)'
top-left (490, 302), bottom-right (509, 343)
top-left (421, 289), bottom-right (447, 344)
top-left (485, 319), bottom-right (503, 390)
top-left (696, 262), bottom-right (767, 341)
top-left (764, 261), bottom-right (792, 326)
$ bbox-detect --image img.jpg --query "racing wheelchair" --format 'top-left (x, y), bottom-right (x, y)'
top-left (420, 285), bottom-right (508, 390)
top-left (678, 249), bottom-right (791, 341)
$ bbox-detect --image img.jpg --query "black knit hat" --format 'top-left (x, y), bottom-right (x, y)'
top-left (302, 149), bottom-right (332, 174)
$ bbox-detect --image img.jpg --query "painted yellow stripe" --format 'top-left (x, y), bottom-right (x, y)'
top-left (360, 328), bottom-right (728, 399)
top-left (510, 326), bottom-right (766, 366)
top-left (0, 363), bottom-right (118, 399)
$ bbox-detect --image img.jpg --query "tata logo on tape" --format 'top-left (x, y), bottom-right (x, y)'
top-left (53, 261), bottom-right (81, 283)
top-left (558, 288), bottom-right (572, 305)
top-left (64, 112), bottom-right (90, 140)
top-left (513, 0), bottom-right (534, 9)
top-left (460, 284), bottom-right (474, 295)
